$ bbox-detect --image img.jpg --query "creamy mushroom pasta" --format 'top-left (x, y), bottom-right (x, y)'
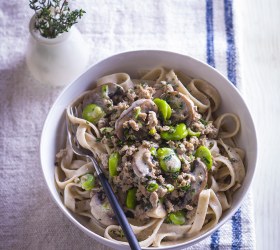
top-left (55, 67), bottom-right (245, 247)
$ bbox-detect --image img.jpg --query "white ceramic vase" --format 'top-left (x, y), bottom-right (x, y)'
top-left (26, 15), bottom-right (89, 86)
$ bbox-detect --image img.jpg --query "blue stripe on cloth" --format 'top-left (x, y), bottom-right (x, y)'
top-left (224, 0), bottom-right (242, 248)
top-left (206, 0), bottom-right (220, 248)
top-left (210, 230), bottom-right (220, 250)
top-left (224, 0), bottom-right (236, 86)
top-left (206, 0), bottom-right (215, 68)
top-left (231, 209), bottom-right (242, 249)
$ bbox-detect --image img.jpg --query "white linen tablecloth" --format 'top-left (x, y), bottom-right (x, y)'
top-left (0, 0), bottom-right (256, 249)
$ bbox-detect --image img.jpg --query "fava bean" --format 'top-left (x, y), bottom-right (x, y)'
top-left (153, 98), bottom-right (172, 121)
top-left (149, 127), bottom-right (157, 135)
top-left (126, 188), bottom-right (137, 209)
top-left (101, 84), bottom-right (109, 98)
top-left (187, 128), bottom-right (201, 137)
top-left (146, 181), bottom-right (159, 192)
top-left (82, 104), bottom-right (105, 124)
top-left (109, 152), bottom-right (120, 177)
top-left (150, 147), bottom-right (157, 157)
top-left (168, 211), bottom-right (186, 225)
top-left (195, 146), bottom-right (213, 170)
top-left (161, 123), bottom-right (188, 141)
top-left (81, 174), bottom-right (95, 191)
top-left (165, 184), bottom-right (174, 193)
top-left (157, 148), bottom-right (181, 173)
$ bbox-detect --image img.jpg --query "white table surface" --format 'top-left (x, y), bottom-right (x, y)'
top-left (236, 0), bottom-right (280, 249)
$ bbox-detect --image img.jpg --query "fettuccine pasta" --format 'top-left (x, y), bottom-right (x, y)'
top-left (55, 67), bottom-right (245, 247)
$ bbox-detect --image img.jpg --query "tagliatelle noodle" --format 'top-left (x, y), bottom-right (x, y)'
top-left (55, 68), bottom-right (245, 247)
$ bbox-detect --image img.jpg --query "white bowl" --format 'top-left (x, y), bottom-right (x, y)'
top-left (40, 50), bottom-right (257, 249)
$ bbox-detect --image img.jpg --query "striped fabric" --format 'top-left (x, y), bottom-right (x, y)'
top-left (189, 0), bottom-right (255, 249)
top-left (0, 0), bottom-right (256, 249)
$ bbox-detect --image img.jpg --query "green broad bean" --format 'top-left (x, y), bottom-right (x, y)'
top-left (165, 184), bottom-right (174, 193)
top-left (150, 147), bottom-right (157, 157)
top-left (81, 174), bottom-right (95, 191)
top-left (82, 104), bottom-right (105, 124)
top-left (157, 148), bottom-right (181, 173)
top-left (187, 128), bottom-right (201, 137)
top-left (149, 127), bottom-right (157, 135)
top-left (160, 123), bottom-right (188, 141)
top-left (168, 211), bottom-right (186, 225)
top-left (153, 98), bottom-right (172, 121)
top-left (109, 152), bottom-right (120, 177)
top-left (102, 84), bottom-right (109, 98)
top-left (146, 181), bottom-right (159, 192)
top-left (195, 145), bottom-right (213, 170)
top-left (126, 187), bottom-right (137, 209)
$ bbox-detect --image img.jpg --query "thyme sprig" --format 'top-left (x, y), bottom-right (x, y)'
top-left (29, 0), bottom-right (85, 38)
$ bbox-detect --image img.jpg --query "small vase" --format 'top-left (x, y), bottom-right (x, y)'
top-left (26, 15), bottom-right (89, 86)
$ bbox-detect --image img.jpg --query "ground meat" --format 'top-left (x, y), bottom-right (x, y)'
top-left (134, 205), bottom-right (149, 220)
top-left (160, 126), bottom-right (170, 131)
top-left (122, 119), bottom-right (140, 131)
top-left (157, 81), bottom-right (174, 93)
top-left (203, 122), bottom-right (218, 138)
top-left (110, 102), bottom-right (129, 121)
top-left (182, 161), bottom-right (191, 172)
top-left (97, 118), bottom-right (108, 129)
top-left (135, 84), bottom-right (155, 99)
top-left (176, 143), bottom-right (187, 155)
top-left (126, 89), bottom-right (137, 102)
top-left (166, 140), bottom-right (176, 150)
top-left (138, 112), bottom-right (147, 121)
top-left (147, 111), bottom-right (158, 129)
top-left (165, 200), bottom-right (175, 213)
top-left (183, 141), bottom-right (195, 152)
top-left (192, 121), bottom-right (205, 132)
top-left (149, 192), bottom-right (159, 208)
top-left (142, 140), bottom-right (152, 148)
top-left (137, 184), bottom-right (149, 200)
top-left (170, 189), bottom-right (180, 199)
top-left (128, 120), bottom-right (140, 131)
top-left (154, 133), bottom-right (161, 140)
top-left (157, 175), bottom-right (165, 184)
top-left (98, 150), bottom-right (109, 169)
top-left (176, 173), bottom-right (191, 187)
top-left (157, 186), bottom-right (167, 198)
top-left (120, 145), bottom-right (137, 156)
top-left (189, 136), bottom-right (200, 147)
top-left (113, 163), bottom-right (134, 192)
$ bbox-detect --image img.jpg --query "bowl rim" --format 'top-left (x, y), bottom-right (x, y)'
top-left (40, 49), bottom-right (258, 249)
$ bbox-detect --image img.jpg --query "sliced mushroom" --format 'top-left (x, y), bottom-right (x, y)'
top-left (132, 146), bottom-right (151, 177)
top-left (161, 91), bottom-right (195, 125)
top-left (146, 202), bottom-right (167, 218)
top-left (82, 83), bottom-right (124, 112)
top-left (90, 192), bottom-right (117, 227)
top-left (115, 99), bottom-right (158, 140)
top-left (183, 159), bottom-right (208, 205)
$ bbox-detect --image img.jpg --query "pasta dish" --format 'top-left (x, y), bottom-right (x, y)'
top-left (55, 67), bottom-right (245, 247)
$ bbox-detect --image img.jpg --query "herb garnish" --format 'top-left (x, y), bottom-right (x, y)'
top-left (29, 0), bottom-right (86, 38)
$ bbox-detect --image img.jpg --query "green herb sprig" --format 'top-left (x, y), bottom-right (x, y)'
top-left (29, 0), bottom-right (86, 38)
